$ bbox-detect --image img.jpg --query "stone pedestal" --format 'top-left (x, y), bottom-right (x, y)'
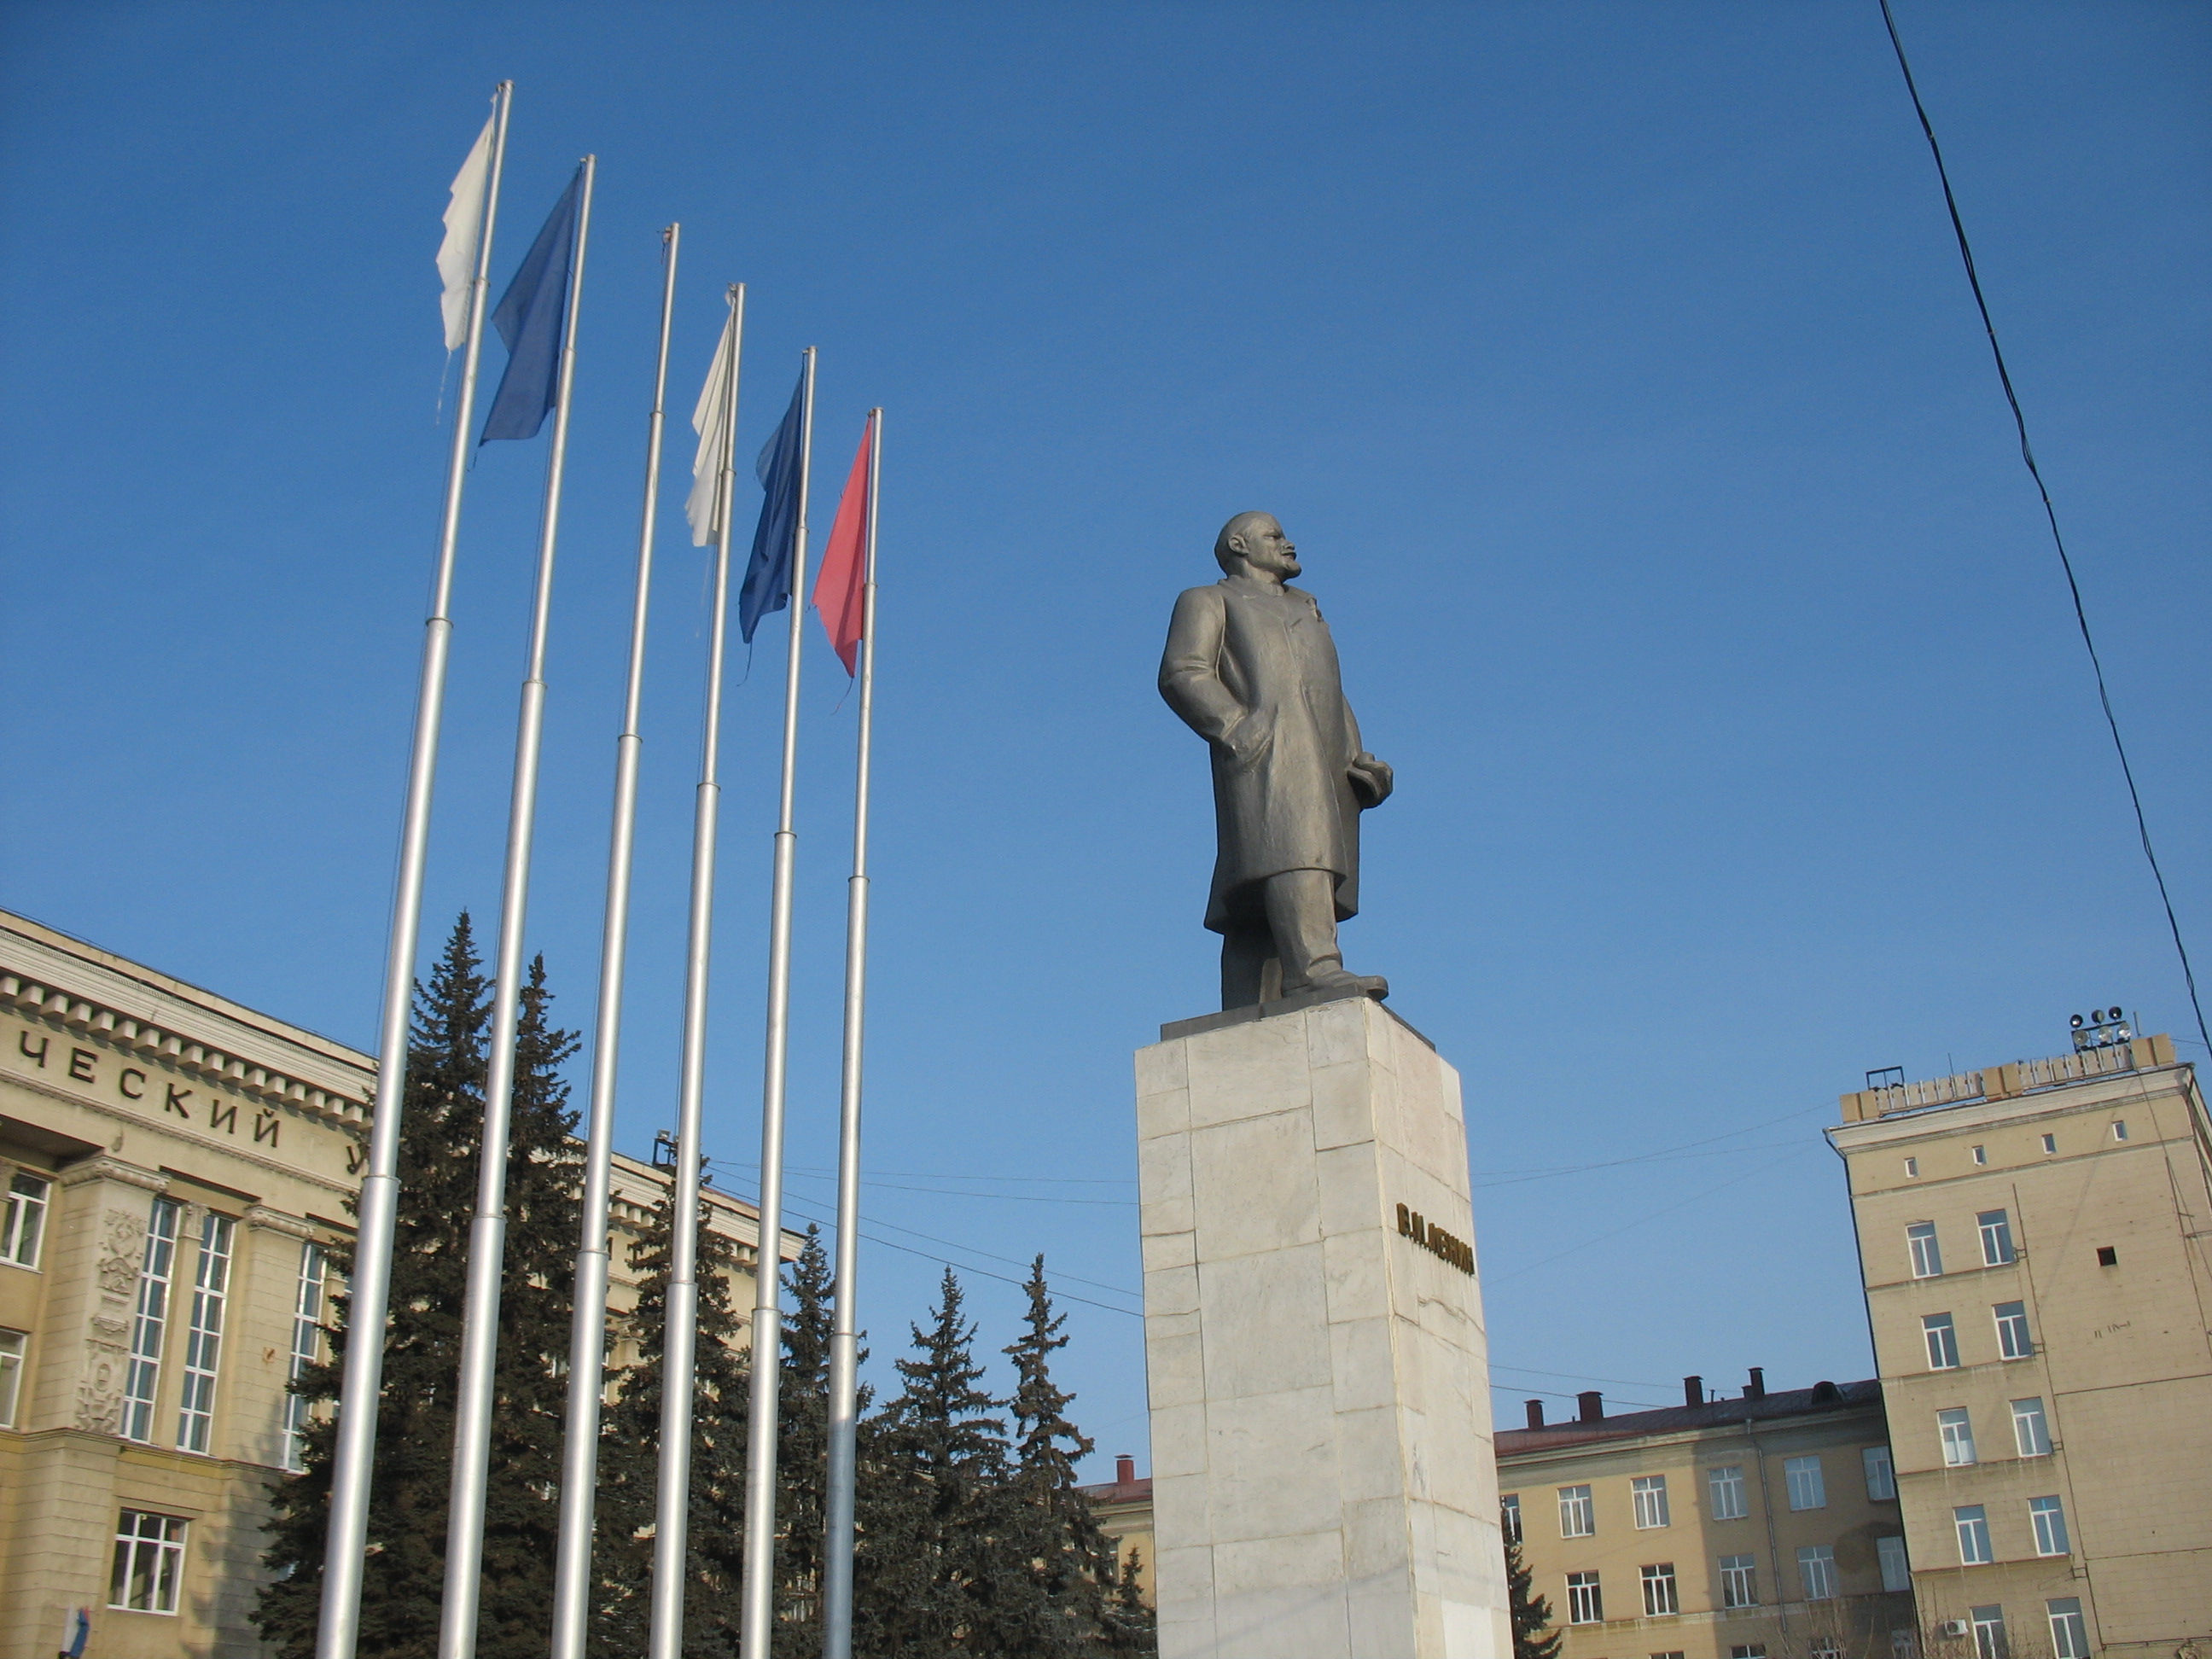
top-left (1136, 993), bottom-right (1507, 1659)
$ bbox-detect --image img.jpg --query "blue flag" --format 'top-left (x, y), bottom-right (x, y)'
top-left (739, 370), bottom-right (806, 643)
top-left (480, 170), bottom-right (582, 443)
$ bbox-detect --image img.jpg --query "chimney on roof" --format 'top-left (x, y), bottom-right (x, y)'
top-left (1744, 1366), bottom-right (1767, 1400)
top-left (1577, 1390), bottom-right (1604, 1423)
top-left (1525, 1399), bottom-right (1545, 1429)
top-left (1115, 1454), bottom-right (1135, 1485)
top-left (1683, 1375), bottom-right (1703, 1408)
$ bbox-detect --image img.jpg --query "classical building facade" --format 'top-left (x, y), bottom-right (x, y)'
top-left (1496, 1374), bottom-right (1915, 1659)
top-left (1830, 1024), bottom-right (2212, 1659)
top-left (0, 910), bottom-right (790, 1659)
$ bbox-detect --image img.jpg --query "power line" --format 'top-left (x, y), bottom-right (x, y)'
top-left (1877, 0), bottom-right (2209, 1060)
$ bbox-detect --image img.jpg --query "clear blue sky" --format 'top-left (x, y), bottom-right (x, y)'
top-left (3, 3), bottom-right (2205, 1475)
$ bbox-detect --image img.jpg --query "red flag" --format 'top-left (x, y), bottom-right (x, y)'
top-left (812, 415), bottom-right (873, 675)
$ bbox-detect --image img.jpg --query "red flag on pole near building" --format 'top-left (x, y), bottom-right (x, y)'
top-left (812, 415), bottom-right (874, 675)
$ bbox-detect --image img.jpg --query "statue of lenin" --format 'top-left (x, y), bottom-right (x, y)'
top-left (1160, 512), bottom-right (1394, 1011)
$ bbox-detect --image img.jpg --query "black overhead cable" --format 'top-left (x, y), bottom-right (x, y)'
top-left (1877, 0), bottom-right (2209, 1060)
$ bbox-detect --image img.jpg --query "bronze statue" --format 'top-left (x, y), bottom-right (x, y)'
top-left (1160, 512), bottom-right (1393, 1010)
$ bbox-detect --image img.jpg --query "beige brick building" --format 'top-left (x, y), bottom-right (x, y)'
top-left (1495, 1374), bottom-right (1915, 1659)
top-left (0, 910), bottom-right (789, 1658)
top-left (1829, 1023), bottom-right (2212, 1658)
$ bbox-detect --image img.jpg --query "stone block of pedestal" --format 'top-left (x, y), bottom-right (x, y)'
top-left (1136, 993), bottom-right (1506, 1659)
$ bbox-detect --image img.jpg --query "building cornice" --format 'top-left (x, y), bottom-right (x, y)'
top-left (1827, 1061), bottom-right (2191, 1154)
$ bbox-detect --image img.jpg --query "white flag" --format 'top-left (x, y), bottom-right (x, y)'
top-left (437, 115), bottom-right (494, 350)
top-left (686, 312), bottom-right (739, 547)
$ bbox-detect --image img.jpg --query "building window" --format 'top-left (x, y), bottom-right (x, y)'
top-left (1977, 1208), bottom-right (2016, 1266)
top-left (2011, 1397), bottom-right (2052, 1457)
top-left (1923, 1312), bottom-right (1960, 1370)
top-left (1994, 1301), bottom-right (2034, 1359)
top-left (283, 1241), bottom-right (329, 1472)
top-left (1906, 1221), bottom-right (1943, 1278)
top-left (1938, 1407), bottom-right (1978, 1466)
top-left (1877, 1534), bottom-right (1910, 1592)
top-left (2110, 1121), bottom-right (2128, 1142)
top-left (1863, 1443), bottom-right (1896, 1499)
top-left (1796, 1544), bottom-right (1837, 1600)
top-left (109, 1511), bottom-right (187, 1613)
top-left (1557, 1484), bottom-right (1594, 1538)
top-left (1890, 1632), bottom-right (1918, 1659)
top-left (2040, 1133), bottom-right (2057, 1154)
top-left (1565, 1571), bottom-right (1601, 1624)
top-left (1708, 1464), bottom-right (1748, 1520)
top-left (0, 1172), bottom-right (51, 1268)
top-left (2046, 1598), bottom-right (2089, 1659)
top-left (123, 1197), bottom-right (183, 1443)
top-left (1954, 1504), bottom-right (1993, 1565)
top-left (1652, 1653), bottom-right (1685, 1659)
top-left (2029, 1494), bottom-right (2070, 1557)
top-left (178, 1212), bottom-right (235, 1453)
top-left (1731, 1649), bottom-right (1768, 1659)
top-left (0, 1327), bottom-right (25, 1427)
top-left (1812, 1646), bottom-right (1842, 1659)
top-left (1784, 1454), bottom-right (1825, 1510)
top-left (1970, 1605), bottom-right (2008, 1659)
top-left (2095, 1245), bottom-right (2117, 1266)
top-left (1632, 1474), bottom-right (1670, 1529)
top-left (1640, 1562), bottom-right (1678, 1615)
top-left (1720, 1553), bottom-right (1758, 1608)
top-left (1903, 1157), bottom-right (1918, 1178)
top-left (1970, 1144), bottom-right (1988, 1165)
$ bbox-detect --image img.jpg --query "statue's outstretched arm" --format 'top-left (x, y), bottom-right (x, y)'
top-left (1160, 587), bottom-right (1243, 744)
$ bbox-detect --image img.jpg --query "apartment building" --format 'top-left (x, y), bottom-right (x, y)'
top-left (1496, 1373), bottom-right (1915, 1659)
top-left (0, 910), bottom-right (794, 1658)
top-left (1828, 1018), bottom-right (2212, 1659)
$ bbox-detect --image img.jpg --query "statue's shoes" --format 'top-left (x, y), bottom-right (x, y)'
top-left (1286, 969), bottom-right (1389, 1002)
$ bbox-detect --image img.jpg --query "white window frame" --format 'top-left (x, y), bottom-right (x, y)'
top-left (122, 1197), bottom-right (182, 1443)
top-left (1877, 1534), bottom-right (1909, 1592)
top-left (2046, 1598), bottom-right (2089, 1659)
top-left (1862, 1442), bottom-right (1896, 1500)
top-left (0, 1327), bottom-right (25, 1427)
top-left (0, 1172), bottom-right (51, 1268)
top-left (1994, 1300), bottom-right (2034, 1359)
top-left (1903, 1156), bottom-right (1918, 1177)
top-left (1632, 1474), bottom-right (1670, 1529)
top-left (109, 1510), bottom-right (187, 1614)
top-left (1719, 1553), bottom-right (1758, 1608)
top-left (2110, 1120), bottom-right (2128, 1142)
top-left (1708, 1464), bottom-right (1748, 1520)
top-left (1954, 1504), bottom-right (1993, 1565)
top-left (2011, 1397), bottom-right (2052, 1457)
top-left (1938, 1407), bottom-right (1977, 1466)
top-left (2040, 1132), bottom-right (2057, 1154)
top-left (1923, 1312), bottom-right (1960, 1370)
top-left (1557, 1484), bottom-right (1594, 1539)
top-left (1565, 1570), bottom-right (1602, 1625)
top-left (1976, 1208), bottom-right (2016, 1266)
top-left (1970, 1606), bottom-right (2006, 1659)
top-left (1906, 1221), bottom-right (1943, 1278)
top-left (1639, 1561), bottom-right (1678, 1615)
top-left (1796, 1543), bottom-right (1837, 1599)
top-left (1970, 1143), bottom-right (1988, 1164)
top-left (177, 1212), bottom-right (235, 1453)
top-left (1784, 1454), bottom-right (1825, 1511)
top-left (282, 1240), bottom-right (329, 1472)
top-left (2029, 1494), bottom-right (2070, 1557)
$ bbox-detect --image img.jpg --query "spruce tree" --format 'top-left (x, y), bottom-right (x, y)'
top-left (863, 1269), bottom-right (1010, 1654)
top-left (1504, 1517), bottom-right (1561, 1659)
top-left (771, 1228), bottom-right (835, 1657)
top-left (255, 920), bottom-right (583, 1659)
top-left (592, 1185), bottom-right (752, 1659)
top-left (994, 1256), bottom-right (1138, 1656)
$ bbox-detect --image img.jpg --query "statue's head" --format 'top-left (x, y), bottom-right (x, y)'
top-left (1214, 511), bottom-right (1300, 579)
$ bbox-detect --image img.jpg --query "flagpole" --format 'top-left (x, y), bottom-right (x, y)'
top-left (738, 345), bottom-right (818, 1659)
top-left (318, 79), bottom-right (510, 1659)
top-left (648, 282), bottom-right (746, 1659)
top-left (819, 409), bottom-right (881, 1659)
top-left (550, 221), bottom-right (680, 1659)
top-left (438, 151), bottom-right (596, 1659)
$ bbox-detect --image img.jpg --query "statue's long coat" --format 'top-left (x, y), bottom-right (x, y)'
top-left (1159, 578), bottom-right (1370, 933)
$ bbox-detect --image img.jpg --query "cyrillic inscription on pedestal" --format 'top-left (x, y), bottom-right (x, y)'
top-left (1136, 994), bottom-right (1507, 1659)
